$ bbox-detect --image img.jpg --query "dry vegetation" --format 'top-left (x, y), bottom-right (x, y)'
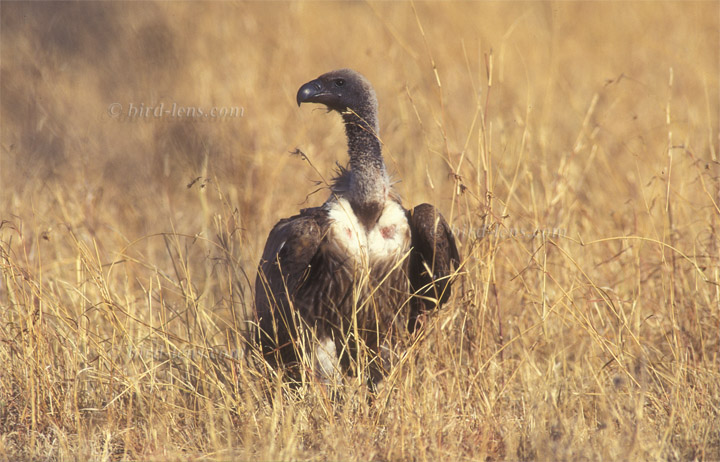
top-left (1, 2), bottom-right (719, 460)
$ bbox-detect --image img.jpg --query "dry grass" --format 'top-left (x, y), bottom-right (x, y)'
top-left (1, 2), bottom-right (719, 460)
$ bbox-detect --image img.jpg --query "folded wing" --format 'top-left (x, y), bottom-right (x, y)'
top-left (407, 203), bottom-right (460, 332)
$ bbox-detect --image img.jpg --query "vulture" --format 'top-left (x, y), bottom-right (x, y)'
top-left (254, 69), bottom-right (459, 384)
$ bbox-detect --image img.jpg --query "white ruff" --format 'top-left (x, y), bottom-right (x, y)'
top-left (325, 197), bottom-right (410, 266)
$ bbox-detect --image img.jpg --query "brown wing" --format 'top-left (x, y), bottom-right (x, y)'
top-left (406, 203), bottom-right (460, 332)
top-left (254, 207), bottom-right (329, 363)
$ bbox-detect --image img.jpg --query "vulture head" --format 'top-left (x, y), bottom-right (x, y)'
top-left (296, 69), bottom-right (378, 123)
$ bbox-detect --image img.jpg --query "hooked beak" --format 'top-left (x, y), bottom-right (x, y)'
top-left (296, 78), bottom-right (326, 106)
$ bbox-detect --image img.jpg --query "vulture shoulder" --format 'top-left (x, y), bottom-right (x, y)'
top-left (407, 203), bottom-right (460, 332)
top-left (254, 207), bottom-right (328, 330)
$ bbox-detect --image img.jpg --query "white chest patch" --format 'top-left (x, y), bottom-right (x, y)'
top-left (325, 197), bottom-right (411, 266)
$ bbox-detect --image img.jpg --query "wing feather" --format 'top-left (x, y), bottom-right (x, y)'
top-left (254, 207), bottom-right (328, 362)
top-left (407, 203), bottom-right (460, 332)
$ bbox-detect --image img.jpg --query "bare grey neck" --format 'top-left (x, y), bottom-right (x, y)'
top-left (341, 105), bottom-right (389, 229)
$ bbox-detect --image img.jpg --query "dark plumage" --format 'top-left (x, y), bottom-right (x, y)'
top-left (254, 69), bottom-right (460, 383)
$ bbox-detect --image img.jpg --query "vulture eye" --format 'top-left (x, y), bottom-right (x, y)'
top-left (335, 79), bottom-right (345, 87)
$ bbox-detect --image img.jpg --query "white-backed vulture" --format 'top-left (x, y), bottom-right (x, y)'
top-left (254, 69), bottom-right (459, 383)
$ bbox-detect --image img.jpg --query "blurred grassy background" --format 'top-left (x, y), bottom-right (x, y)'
top-left (1, 1), bottom-right (719, 460)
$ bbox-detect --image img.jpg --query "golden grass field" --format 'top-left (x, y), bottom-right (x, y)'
top-left (1, 1), bottom-right (719, 460)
